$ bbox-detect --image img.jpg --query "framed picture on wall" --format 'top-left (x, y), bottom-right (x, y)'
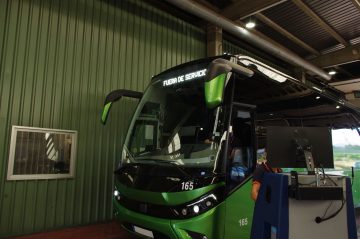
top-left (7, 126), bottom-right (77, 180)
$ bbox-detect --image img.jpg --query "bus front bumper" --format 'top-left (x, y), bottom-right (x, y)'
top-left (113, 199), bottom-right (220, 239)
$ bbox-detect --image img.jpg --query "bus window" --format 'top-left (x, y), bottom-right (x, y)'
top-left (167, 133), bottom-right (181, 154)
top-left (129, 120), bottom-right (158, 155)
top-left (228, 106), bottom-right (255, 187)
top-left (332, 128), bottom-right (360, 171)
top-left (331, 128), bottom-right (360, 207)
top-left (128, 102), bottom-right (161, 155)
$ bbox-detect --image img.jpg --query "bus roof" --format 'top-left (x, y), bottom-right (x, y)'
top-left (150, 55), bottom-right (360, 129)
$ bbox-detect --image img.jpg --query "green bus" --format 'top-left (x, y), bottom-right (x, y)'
top-left (101, 55), bottom-right (360, 239)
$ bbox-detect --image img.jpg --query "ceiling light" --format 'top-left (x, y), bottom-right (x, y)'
top-left (312, 86), bottom-right (322, 92)
top-left (328, 70), bottom-right (336, 75)
top-left (336, 105), bottom-right (340, 109)
top-left (239, 57), bottom-right (294, 83)
top-left (316, 96), bottom-right (320, 100)
top-left (245, 21), bottom-right (256, 29)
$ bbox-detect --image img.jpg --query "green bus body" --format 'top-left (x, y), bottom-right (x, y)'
top-left (102, 55), bottom-right (360, 239)
top-left (113, 180), bottom-right (255, 239)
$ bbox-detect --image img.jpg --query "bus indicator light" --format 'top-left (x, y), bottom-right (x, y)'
top-left (181, 208), bottom-right (188, 216)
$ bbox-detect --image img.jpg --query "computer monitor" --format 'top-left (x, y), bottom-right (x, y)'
top-left (266, 126), bottom-right (334, 169)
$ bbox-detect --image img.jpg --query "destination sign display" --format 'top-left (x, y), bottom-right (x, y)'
top-left (162, 69), bottom-right (207, 87)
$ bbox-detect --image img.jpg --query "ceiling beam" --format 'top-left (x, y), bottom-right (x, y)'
top-left (193, 0), bottom-right (220, 12)
top-left (330, 78), bottom-right (360, 87)
top-left (334, 66), bottom-right (355, 78)
top-left (255, 13), bottom-right (320, 56)
top-left (207, 25), bottom-right (223, 57)
top-left (235, 20), bottom-right (294, 52)
top-left (350, 0), bottom-right (360, 12)
top-left (292, 0), bottom-right (349, 47)
top-left (221, 0), bottom-right (286, 21)
top-left (310, 43), bottom-right (360, 68)
top-left (330, 78), bottom-right (360, 94)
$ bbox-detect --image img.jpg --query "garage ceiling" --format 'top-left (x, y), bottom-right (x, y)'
top-left (151, 0), bottom-right (360, 95)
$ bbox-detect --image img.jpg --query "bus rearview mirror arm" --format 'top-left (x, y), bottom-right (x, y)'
top-left (101, 89), bottom-right (143, 124)
top-left (205, 58), bottom-right (254, 109)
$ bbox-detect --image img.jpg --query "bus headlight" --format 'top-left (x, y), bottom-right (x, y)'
top-left (193, 205), bottom-right (200, 214)
top-left (174, 192), bottom-right (219, 218)
top-left (113, 188), bottom-right (121, 200)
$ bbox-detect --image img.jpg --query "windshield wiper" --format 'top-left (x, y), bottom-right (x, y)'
top-left (114, 162), bottom-right (141, 174)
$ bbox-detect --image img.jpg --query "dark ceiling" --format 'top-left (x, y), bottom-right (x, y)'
top-left (148, 0), bottom-right (360, 95)
top-left (212, 0), bottom-right (360, 82)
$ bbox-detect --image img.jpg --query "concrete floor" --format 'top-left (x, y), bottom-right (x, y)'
top-left (10, 221), bottom-right (134, 239)
top-left (8, 208), bottom-right (360, 239)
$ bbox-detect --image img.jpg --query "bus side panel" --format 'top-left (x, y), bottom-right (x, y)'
top-left (224, 179), bottom-right (255, 239)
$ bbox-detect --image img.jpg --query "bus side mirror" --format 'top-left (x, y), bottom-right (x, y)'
top-left (101, 89), bottom-right (143, 124)
top-left (204, 58), bottom-right (253, 109)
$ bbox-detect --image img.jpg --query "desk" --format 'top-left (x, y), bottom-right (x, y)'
top-left (250, 173), bottom-right (357, 239)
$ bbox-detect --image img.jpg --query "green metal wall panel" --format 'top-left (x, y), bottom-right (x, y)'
top-left (0, 0), bottom-right (206, 237)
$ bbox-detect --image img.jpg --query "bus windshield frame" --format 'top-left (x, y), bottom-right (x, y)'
top-left (122, 78), bottom-right (227, 176)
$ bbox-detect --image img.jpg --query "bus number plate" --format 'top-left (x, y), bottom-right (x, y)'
top-left (181, 181), bottom-right (194, 191)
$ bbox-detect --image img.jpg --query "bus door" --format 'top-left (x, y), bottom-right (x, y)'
top-left (223, 102), bottom-right (256, 239)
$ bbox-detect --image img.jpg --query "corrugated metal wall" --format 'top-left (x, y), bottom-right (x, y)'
top-left (0, 0), bottom-right (206, 237)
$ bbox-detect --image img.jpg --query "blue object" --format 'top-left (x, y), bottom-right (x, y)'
top-left (271, 226), bottom-right (277, 239)
top-left (231, 166), bottom-right (247, 182)
top-left (251, 174), bottom-right (357, 239)
top-left (251, 173), bottom-right (289, 239)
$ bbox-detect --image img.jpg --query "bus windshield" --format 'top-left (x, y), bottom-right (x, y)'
top-left (123, 78), bottom-right (224, 173)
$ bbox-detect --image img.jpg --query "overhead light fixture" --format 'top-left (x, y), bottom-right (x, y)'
top-left (316, 96), bottom-right (320, 100)
top-left (245, 21), bottom-right (256, 29)
top-left (328, 70), bottom-right (336, 75)
top-left (336, 105), bottom-right (340, 109)
top-left (312, 86), bottom-right (323, 92)
top-left (238, 56), bottom-right (295, 83)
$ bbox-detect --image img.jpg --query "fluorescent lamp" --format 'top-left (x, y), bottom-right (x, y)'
top-left (312, 86), bottom-right (322, 92)
top-left (239, 58), bottom-right (290, 83)
top-left (328, 70), bottom-right (336, 75)
top-left (245, 21), bottom-right (256, 29)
